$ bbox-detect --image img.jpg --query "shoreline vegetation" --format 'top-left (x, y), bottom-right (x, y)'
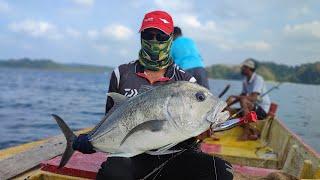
top-left (206, 60), bottom-right (320, 85)
top-left (1, 58), bottom-right (319, 85)
top-left (0, 58), bottom-right (112, 73)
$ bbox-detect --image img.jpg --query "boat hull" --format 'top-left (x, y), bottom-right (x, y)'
top-left (0, 118), bottom-right (319, 179)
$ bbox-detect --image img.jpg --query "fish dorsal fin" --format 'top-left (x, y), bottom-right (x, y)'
top-left (138, 85), bottom-right (154, 93)
top-left (107, 92), bottom-right (128, 105)
top-left (120, 119), bottom-right (166, 145)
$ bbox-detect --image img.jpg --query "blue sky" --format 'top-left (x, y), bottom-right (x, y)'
top-left (0, 0), bottom-right (319, 67)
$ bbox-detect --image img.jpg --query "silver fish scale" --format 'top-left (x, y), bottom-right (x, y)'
top-left (90, 88), bottom-right (168, 142)
top-left (119, 92), bottom-right (167, 132)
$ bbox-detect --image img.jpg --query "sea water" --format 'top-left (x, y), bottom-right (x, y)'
top-left (0, 68), bottom-right (319, 153)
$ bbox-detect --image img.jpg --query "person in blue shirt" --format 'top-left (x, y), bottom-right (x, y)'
top-left (171, 26), bottom-right (210, 89)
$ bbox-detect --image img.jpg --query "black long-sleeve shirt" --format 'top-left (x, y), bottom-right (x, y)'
top-left (105, 60), bottom-right (196, 114)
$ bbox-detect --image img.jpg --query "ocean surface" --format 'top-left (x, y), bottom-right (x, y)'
top-left (0, 68), bottom-right (319, 153)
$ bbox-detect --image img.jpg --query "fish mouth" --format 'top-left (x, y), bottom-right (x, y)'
top-left (206, 100), bottom-right (230, 127)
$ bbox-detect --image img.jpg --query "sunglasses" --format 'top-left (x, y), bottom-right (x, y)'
top-left (141, 31), bottom-right (171, 41)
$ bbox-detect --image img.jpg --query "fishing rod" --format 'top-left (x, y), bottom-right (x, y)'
top-left (213, 82), bottom-right (283, 132)
top-left (218, 84), bottom-right (231, 98)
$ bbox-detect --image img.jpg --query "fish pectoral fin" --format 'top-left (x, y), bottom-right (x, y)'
top-left (120, 119), bottom-right (166, 145)
top-left (145, 142), bottom-right (178, 155)
top-left (107, 92), bottom-right (128, 105)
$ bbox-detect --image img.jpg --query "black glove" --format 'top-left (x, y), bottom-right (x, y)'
top-left (72, 134), bottom-right (96, 154)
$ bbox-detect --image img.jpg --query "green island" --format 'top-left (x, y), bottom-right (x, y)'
top-left (0, 58), bottom-right (112, 73)
top-left (206, 59), bottom-right (320, 85)
top-left (1, 58), bottom-right (320, 85)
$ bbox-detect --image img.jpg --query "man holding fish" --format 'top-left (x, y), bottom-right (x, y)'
top-left (54, 10), bottom-right (233, 179)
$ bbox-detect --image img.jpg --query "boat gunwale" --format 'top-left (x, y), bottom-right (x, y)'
top-left (275, 117), bottom-right (320, 158)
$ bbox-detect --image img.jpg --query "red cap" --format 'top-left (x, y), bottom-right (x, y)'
top-left (139, 10), bottom-right (174, 35)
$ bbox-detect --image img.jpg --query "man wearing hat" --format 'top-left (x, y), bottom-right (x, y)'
top-left (226, 58), bottom-right (271, 140)
top-left (72, 10), bottom-right (234, 179)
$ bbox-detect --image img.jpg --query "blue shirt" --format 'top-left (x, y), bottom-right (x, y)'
top-left (242, 73), bottom-right (271, 112)
top-left (170, 36), bottom-right (204, 70)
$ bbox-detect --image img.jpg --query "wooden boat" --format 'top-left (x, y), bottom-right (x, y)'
top-left (202, 116), bottom-right (320, 179)
top-left (0, 116), bottom-right (319, 179)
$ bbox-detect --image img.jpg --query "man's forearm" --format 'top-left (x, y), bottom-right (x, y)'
top-left (227, 95), bottom-right (240, 106)
top-left (239, 95), bottom-right (258, 103)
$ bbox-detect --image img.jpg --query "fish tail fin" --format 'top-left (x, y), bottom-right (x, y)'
top-left (52, 114), bottom-right (77, 168)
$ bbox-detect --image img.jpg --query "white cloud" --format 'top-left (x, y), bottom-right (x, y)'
top-left (8, 20), bottom-right (62, 40)
top-left (174, 14), bottom-right (227, 47)
top-left (202, 39), bottom-right (271, 52)
top-left (0, 0), bottom-right (10, 13)
top-left (86, 25), bottom-right (134, 56)
top-left (175, 14), bottom-right (217, 33)
top-left (284, 21), bottom-right (320, 39)
top-left (101, 24), bottom-right (133, 40)
top-left (119, 49), bottom-right (129, 56)
top-left (180, 14), bottom-right (202, 28)
top-left (87, 25), bottom-right (133, 41)
top-left (87, 29), bottom-right (99, 39)
top-left (92, 44), bottom-right (108, 54)
top-left (241, 41), bottom-right (271, 51)
top-left (153, 0), bottom-right (258, 52)
top-left (289, 6), bottom-right (310, 19)
top-left (66, 27), bottom-right (81, 38)
top-left (72, 0), bottom-right (94, 7)
top-left (174, 13), bottom-right (270, 52)
top-left (154, 0), bottom-right (193, 12)
top-left (21, 43), bottom-right (33, 50)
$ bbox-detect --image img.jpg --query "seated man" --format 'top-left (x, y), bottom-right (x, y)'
top-left (226, 58), bottom-right (271, 140)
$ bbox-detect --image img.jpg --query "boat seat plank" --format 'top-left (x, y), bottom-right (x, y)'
top-left (0, 135), bottom-right (66, 179)
top-left (0, 128), bottom-right (92, 179)
top-left (41, 151), bottom-right (108, 179)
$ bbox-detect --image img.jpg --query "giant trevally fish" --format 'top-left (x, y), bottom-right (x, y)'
top-left (53, 81), bottom-right (229, 168)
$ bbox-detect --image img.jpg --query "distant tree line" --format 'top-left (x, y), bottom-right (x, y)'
top-left (0, 58), bottom-right (112, 73)
top-left (1, 58), bottom-right (320, 84)
top-left (206, 59), bottom-right (320, 85)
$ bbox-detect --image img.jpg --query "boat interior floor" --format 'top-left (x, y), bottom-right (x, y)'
top-left (202, 125), bottom-right (278, 169)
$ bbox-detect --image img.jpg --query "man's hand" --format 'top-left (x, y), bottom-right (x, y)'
top-left (226, 95), bottom-right (240, 106)
top-left (229, 95), bottom-right (239, 99)
top-left (197, 129), bottom-right (211, 140)
top-left (72, 134), bottom-right (96, 154)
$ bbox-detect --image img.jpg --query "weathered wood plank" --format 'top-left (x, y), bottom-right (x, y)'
top-left (0, 128), bottom-right (92, 179)
top-left (0, 135), bottom-right (66, 179)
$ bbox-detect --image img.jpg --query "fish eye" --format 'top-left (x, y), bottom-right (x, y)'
top-left (195, 92), bottom-right (206, 102)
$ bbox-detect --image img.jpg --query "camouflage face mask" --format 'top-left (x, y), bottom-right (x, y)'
top-left (139, 37), bottom-right (173, 71)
